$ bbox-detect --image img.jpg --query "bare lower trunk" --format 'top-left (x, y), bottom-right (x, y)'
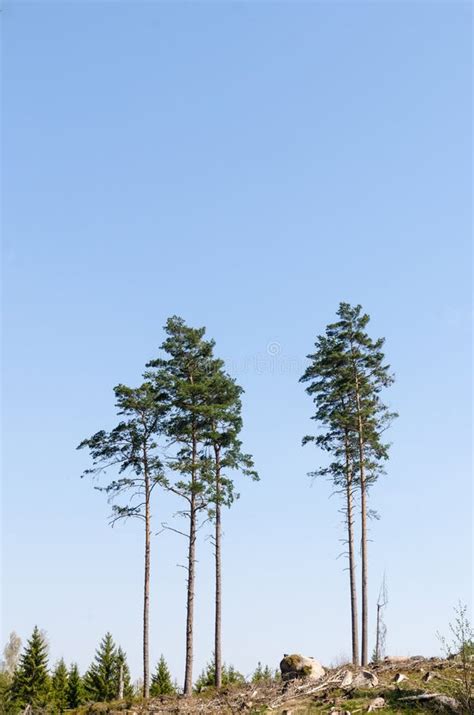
top-left (214, 446), bottom-right (222, 688)
top-left (346, 477), bottom-right (359, 666)
top-left (183, 388), bottom-right (198, 697)
top-left (118, 664), bottom-right (124, 700)
top-left (375, 603), bottom-right (381, 662)
top-left (183, 496), bottom-right (196, 696)
top-left (143, 476), bottom-right (150, 698)
top-left (350, 348), bottom-right (368, 667)
top-left (360, 468), bottom-right (368, 666)
top-left (343, 423), bottom-right (359, 666)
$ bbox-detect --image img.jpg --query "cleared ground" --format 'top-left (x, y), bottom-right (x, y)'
top-left (73, 657), bottom-right (473, 714)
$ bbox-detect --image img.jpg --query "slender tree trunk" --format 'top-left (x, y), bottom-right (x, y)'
top-left (184, 497), bottom-right (196, 696)
top-left (354, 393), bottom-right (369, 667)
top-left (183, 435), bottom-right (197, 696)
top-left (118, 664), bottom-right (124, 700)
top-left (214, 445), bottom-right (222, 688)
top-left (344, 432), bottom-right (359, 666)
top-left (349, 339), bottom-right (369, 667)
top-left (375, 603), bottom-right (381, 662)
top-left (359, 439), bottom-right (368, 666)
top-left (143, 457), bottom-right (151, 698)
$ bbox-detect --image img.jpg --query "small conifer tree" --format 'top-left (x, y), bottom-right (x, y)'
top-left (83, 632), bottom-right (118, 702)
top-left (224, 664), bottom-right (245, 686)
top-left (262, 665), bottom-right (274, 681)
top-left (51, 658), bottom-right (69, 712)
top-left (67, 663), bottom-right (84, 709)
top-left (194, 660), bottom-right (215, 693)
top-left (9, 626), bottom-right (50, 710)
top-left (150, 655), bottom-right (176, 696)
top-left (251, 662), bottom-right (264, 683)
top-left (252, 662), bottom-right (275, 683)
top-left (194, 658), bottom-right (245, 692)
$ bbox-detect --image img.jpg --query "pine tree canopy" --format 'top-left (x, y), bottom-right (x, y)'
top-left (145, 316), bottom-right (258, 508)
top-left (202, 362), bottom-right (259, 510)
top-left (77, 382), bottom-right (166, 524)
top-left (300, 302), bottom-right (397, 490)
top-left (145, 316), bottom-right (219, 492)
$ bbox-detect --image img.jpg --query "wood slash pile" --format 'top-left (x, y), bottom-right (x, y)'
top-left (99, 657), bottom-right (470, 714)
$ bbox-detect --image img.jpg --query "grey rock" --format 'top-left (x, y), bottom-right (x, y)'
top-left (340, 670), bottom-right (354, 688)
top-left (280, 653), bottom-right (325, 681)
top-left (367, 697), bottom-right (385, 712)
top-left (352, 670), bottom-right (379, 688)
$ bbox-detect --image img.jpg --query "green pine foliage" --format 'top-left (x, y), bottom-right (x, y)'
top-left (146, 317), bottom-right (258, 692)
top-left (150, 655), bottom-right (176, 696)
top-left (67, 663), bottom-right (84, 709)
top-left (9, 626), bottom-right (50, 711)
top-left (194, 659), bottom-right (245, 692)
top-left (224, 665), bottom-right (246, 687)
top-left (145, 316), bottom-right (219, 512)
top-left (251, 662), bottom-right (275, 683)
top-left (301, 302), bottom-right (397, 665)
top-left (0, 670), bottom-right (12, 714)
top-left (51, 658), bottom-right (69, 712)
top-left (77, 382), bottom-right (166, 525)
top-left (202, 361), bottom-right (258, 511)
top-left (301, 302), bottom-right (396, 488)
top-left (251, 662), bottom-right (264, 683)
top-left (146, 317), bottom-right (223, 694)
top-left (83, 632), bottom-right (119, 703)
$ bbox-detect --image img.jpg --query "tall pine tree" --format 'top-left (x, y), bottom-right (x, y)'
top-left (301, 303), bottom-right (396, 666)
top-left (78, 383), bottom-right (166, 697)
top-left (301, 332), bottom-right (361, 665)
top-left (202, 365), bottom-right (258, 687)
top-left (146, 317), bottom-right (217, 696)
top-left (330, 303), bottom-right (396, 665)
top-left (147, 317), bottom-right (258, 692)
top-left (9, 626), bottom-right (50, 710)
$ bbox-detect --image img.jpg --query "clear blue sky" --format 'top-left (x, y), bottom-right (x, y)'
top-left (2, 0), bottom-right (472, 685)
